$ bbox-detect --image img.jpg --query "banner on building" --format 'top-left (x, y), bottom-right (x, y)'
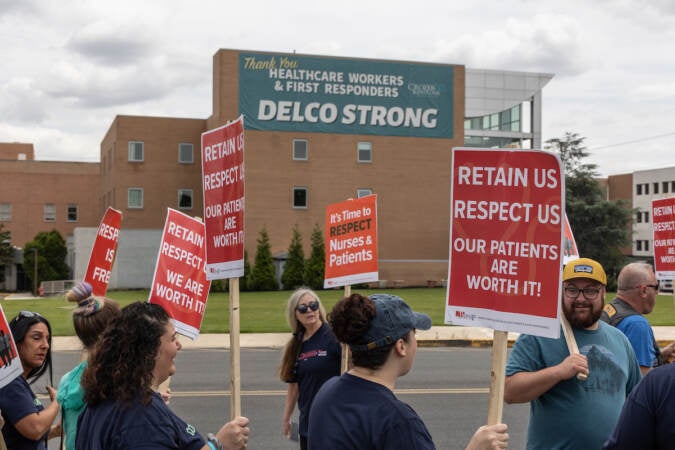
top-left (445, 148), bottom-right (564, 338)
top-left (201, 116), bottom-right (245, 280)
top-left (149, 209), bottom-right (211, 340)
top-left (84, 207), bottom-right (122, 296)
top-left (324, 195), bottom-right (378, 288)
top-left (0, 305), bottom-right (22, 389)
top-left (652, 197), bottom-right (675, 279)
top-left (238, 52), bottom-right (455, 139)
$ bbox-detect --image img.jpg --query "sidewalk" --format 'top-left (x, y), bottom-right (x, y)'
top-left (7, 292), bottom-right (675, 351)
top-left (53, 326), bottom-right (675, 351)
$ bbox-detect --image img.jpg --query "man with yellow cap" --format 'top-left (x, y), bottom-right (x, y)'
top-left (504, 258), bottom-right (641, 449)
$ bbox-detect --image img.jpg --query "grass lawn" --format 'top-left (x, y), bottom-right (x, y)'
top-left (1, 288), bottom-right (674, 336)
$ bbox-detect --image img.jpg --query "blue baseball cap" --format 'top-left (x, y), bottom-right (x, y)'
top-left (350, 294), bottom-right (432, 351)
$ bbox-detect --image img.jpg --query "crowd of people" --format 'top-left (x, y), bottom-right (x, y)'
top-left (0, 258), bottom-right (673, 449)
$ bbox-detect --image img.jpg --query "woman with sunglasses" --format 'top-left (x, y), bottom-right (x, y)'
top-left (0, 311), bottom-right (60, 450)
top-left (279, 288), bottom-right (341, 449)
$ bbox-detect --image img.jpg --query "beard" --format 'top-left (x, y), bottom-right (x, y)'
top-left (563, 299), bottom-right (603, 328)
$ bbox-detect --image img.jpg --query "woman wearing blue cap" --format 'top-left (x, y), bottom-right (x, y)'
top-left (308, 293), bottom-right (509, 450)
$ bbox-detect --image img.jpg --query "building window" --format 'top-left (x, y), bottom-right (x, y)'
top-left (671, 181), bottom-right (675, 192)
top-left (644, 240), bottom-right (650, 252)
top-left (0, 203), bottom-right (10, 221)
top-left (293, 187), bottom-right (308, 209)
top-left (645, 183), bottom-right (650, 195)
top-left (358, 142), bottom-right (372, 163)
top-left (67, 204), bottom-right (78, 222)
top-left (663, 181), bottom-right (669, 193)
top-left (44, 203), bottom-right (56, 222)
top-left (644, 211), bottom-right (650, 223)
top-left (178, 189), bottom-right (193, 210)
top-left (637, 184), bottom-right (642, 195)
top-left (636, 240), bottom-right (642, 251)
top-left (128, 188), bottom-right (143, 209)
top-left (178, 143), bottom-right (194, 163)
top-left (654, 182), bottom-right (659, 194)
top-left (636, 211), bottom-right (642, 223)
top-left (128, 141), bottom-right (144, 162)
top-left (293, 140), bottom-right (308, 160)
top-left (357, 189), bottom-right (373, 198)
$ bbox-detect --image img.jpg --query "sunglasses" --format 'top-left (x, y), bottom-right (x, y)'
top-left (296, 301), bottom-right (319, 314)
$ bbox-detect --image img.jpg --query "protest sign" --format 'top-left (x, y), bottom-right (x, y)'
top-left (84, 207), bottom-right (122, 296)
top-left (652, 197), bottom-right (675, 280)
top-left (446, 148), bottom-right (564, 339)
top-left (201, 116), bottom-right (245, 280)
top-left (324, 195), bottom-right (378, 288)
top-left (149, 209), bottom-right (211, 340)
top-left (0, 305), bottom-right (22, 389)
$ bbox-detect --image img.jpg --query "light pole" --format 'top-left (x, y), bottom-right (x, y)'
top-left (32, 247), bottom-right (38, 297)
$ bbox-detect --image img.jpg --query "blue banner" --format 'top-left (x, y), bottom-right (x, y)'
top-left (238, 53), bottom-right (454, 138)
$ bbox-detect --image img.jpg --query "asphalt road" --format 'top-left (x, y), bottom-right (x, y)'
top-left (43, 347), bottom-right (529, 449)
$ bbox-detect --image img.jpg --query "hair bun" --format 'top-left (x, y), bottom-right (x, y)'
top-left (67, 281), bottom-right (93, 303)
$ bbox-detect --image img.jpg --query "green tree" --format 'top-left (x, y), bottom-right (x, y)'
top-left (249, 227), bottom-right (278, 291)
top-left (546, 133), bottom-right (631, 289)
top-left (281, 225), bottom-right (305, 290)
top-left (304, 223), bottom-right (325, 290)
top-left (24, 229), bottom-right (70, 294)
top-left (0, 224), bottom-right (13, 284)
top-left (241, 249), bottom-right (252, 291)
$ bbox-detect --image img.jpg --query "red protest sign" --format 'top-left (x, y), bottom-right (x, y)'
top-left (84, 207), bottom-right (122, 296)
top-left (652, 197), bottom-right (675, 279)
top-left (324, 195), bottom-right (378, 288)
top-left (0, 304), bottom-right (22, 388)
top-left (149, 209), bottom-right (211, 340)
top-left (563, 214), bottom-right (579, 265)
top-left (201, 116), bottom-right (245, 280)
top-left (446, 148), bottom-right (564, 338)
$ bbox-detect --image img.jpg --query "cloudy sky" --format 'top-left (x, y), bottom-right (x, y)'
top-left (1, 0), bottom-right (674, 176)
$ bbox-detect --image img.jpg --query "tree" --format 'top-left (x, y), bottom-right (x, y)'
top-left (241, 249), bottom-right (252, 291)
top-left (281, 225), bottom-right (305, 290)
top-left (546, 133), bottom-right (632, 289)
top-left (24, 229), bottom-right (70, 293)
top-left (0, 224), bottom-right (12, 284)
top-left (249, 227), bottom-right (278, 291)
top-left (304, 223), bottom-right (325, 290)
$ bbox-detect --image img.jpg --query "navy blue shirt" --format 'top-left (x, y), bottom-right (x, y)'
top-left (0, 376), bottom-right (47, 450)
top-left (290, 322), bottom-right (341, 437)
top-left (76, 392), bottom-right (205, 449)
top-left (308, 373), bottom-right (435, 450)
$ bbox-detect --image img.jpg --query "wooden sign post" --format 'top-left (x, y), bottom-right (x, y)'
top-left (487, 330), bottom-right (508, 424)
top-left (229, 277), bottom-right (242, 418)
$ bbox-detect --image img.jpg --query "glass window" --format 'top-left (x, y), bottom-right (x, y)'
top-left (44, 203), bottom-right (56, 222)
top-left (645, 212), bottom-right (650, 223)
top-left (671, 181), bottom-right (675, 192)
top-left (293, 187), bottom-right (308, 209)
top-left (178, 189), bottom-right (193, 210)
top-left (645, 240), bottom-right (650, 252)
top-left (636, 240), bottom-right (642, 251)
top-left (636, 184), bottom-right (642, 195)
top-left (128, 141), bottom-right (144, 162)
top-left (67, 204), bottom-right (78, 222)
top-left (179, 143), bottom-right (194, 163)
top-left (636, 211), bottom-right (642, 223)
top-left (357, 189), bottom-right (373, 198)
top-left (645, 183), bottom-right (650, 195)
top-left (358, 142), bottom-right (372, 163)
top-left (0, 203), bottom-right (10, 221)
top-left (128, 188), bottom-right (143, 209)
top-left (293, 140), bottom-right (308, 160)
top-left (654, 182), bottom-right (659, 194)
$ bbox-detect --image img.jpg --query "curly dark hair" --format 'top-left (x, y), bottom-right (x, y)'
top-left (329, 293), bottom-right (404, 370)
top-left (81, 302), bottom-right (170, 406)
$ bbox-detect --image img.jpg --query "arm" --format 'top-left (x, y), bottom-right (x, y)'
top-left (283, 383), bottom-right (299, 437)
top-left (659, 342), bottom-right (675, 363)
top-left (13, 386), bottom-right (60, 441)
top-left (504, 353), bottom-right (588, 404)
top-left (465, 424), bottom-right (509, 450)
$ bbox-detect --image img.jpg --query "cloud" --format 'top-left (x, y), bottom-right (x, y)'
top-left (0, 78), bottom-right (49, 124)
top-left (429, 14), bottom-right (588, 75)
top-left (66, 21), bottom-right (155, 66)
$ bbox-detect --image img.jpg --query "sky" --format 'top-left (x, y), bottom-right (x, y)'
top-left (1, 0), bottom-right (674, 177)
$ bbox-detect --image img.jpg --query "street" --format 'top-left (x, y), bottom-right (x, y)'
top-left (43, 346), bottom-right (529, 449)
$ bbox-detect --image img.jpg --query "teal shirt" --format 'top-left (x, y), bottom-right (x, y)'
top-left (56, 361), bottom-right (87, 450)
top-left (506, 322), bottom-right (642, 450)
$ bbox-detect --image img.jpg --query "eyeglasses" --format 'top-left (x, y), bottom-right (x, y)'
top-left (643, 281), bottom-right (660, 291)
top-left (10, 310), bottom-right (43, 324)
top-left (564, 286), bottom-right (601, 300)
top-left (296, 301), bottom-right (319, 314)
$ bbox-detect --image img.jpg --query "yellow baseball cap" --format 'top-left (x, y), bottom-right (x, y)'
top-left (563, 257), bottom-right (607, 285)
